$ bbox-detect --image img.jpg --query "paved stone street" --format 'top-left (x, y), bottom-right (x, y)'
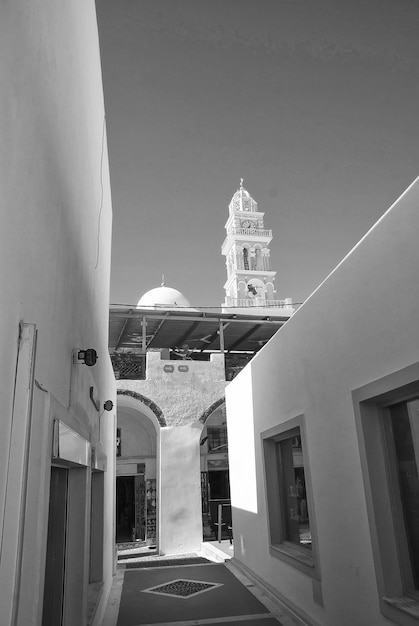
top-left (102, 545), bottom-right (302, 626)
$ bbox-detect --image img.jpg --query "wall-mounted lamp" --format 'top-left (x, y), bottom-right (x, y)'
top-left (77, 349), bottom-right (98, 367)
top-left (103, 400), bottom-right (114, 412)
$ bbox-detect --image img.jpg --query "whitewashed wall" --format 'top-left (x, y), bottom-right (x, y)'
top-left (226, 178), bottom-right (419, 626)
top-left (0, 2), bottom-right (115, 625)
top-left (117, 352), bottom-right (227, 555)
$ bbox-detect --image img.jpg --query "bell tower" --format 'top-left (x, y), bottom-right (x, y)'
top-left (221, 180), bottom-right (293, 315)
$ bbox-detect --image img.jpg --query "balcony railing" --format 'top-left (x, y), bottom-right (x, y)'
top-left (224, 297), bottom-right (293, 309)
top-left (227, 228), bottom-right (272, 237)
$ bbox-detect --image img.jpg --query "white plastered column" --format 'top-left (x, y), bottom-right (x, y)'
top-left (158, 422), bottom-right (203, 555)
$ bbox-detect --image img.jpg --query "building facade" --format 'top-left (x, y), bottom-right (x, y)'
top-left (0, 3), bottom-right (115, 626)
top-left (226, 177), bottom-right (419, 626)
top-left (115, 350), bottom-right (227, 554)
top-left (111, 285), bottom-right (229, 554)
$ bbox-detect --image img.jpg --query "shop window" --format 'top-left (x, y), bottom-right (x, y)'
top-left (354, 365), bottom-right (419, 626)
top-left (262, 416), bottom-right (319, 577)
top-left (207, 426), bottom-right (228, 453)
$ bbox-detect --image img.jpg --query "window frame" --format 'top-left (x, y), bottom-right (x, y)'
top-left (206, 425), bottom-right (228, 454)
top-left (261, 415), bottom-right (320, 580)
top-left (382, 401), bottom-right (419, 596)
top-left (353, 362), bottom-right (419, 626)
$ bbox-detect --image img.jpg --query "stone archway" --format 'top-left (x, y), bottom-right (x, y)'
top-left (117, 389), bottom-right (166, 426)
top-left (199, 397), bottom-right (225, 424)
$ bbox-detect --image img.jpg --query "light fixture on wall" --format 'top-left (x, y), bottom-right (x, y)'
top-left (103, 400), bottom-right (113, 411)
top-left (76, 349), bottom-right (98, 366)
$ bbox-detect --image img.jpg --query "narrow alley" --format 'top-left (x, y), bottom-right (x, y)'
top-left (102, 543), bottom-right (302, 626)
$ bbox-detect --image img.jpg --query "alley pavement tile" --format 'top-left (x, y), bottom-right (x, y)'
top-left (116, 564), bottom-right (274, 626)
top-left (122, 557), bottom-right (212, 569)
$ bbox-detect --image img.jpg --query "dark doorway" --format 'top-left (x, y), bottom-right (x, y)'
top-left (42, 466), bottom-right (68, 626)
top-left (209, 470), bottom-right (230, 500)
top-left (116, 476), bottom-right (135, 542)
top-left (116, 474), bottom-right (146, 543)
top-left (207, 470), bottom-right (232, 541)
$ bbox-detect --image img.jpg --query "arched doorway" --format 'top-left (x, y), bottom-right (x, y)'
top-left (116, 391), bottom-right (164, 545)
top-left (200, 399), bottom-right (232, 543)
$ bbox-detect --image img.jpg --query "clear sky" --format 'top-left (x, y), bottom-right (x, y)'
top-left (96, 0), bottom-right (419, 308)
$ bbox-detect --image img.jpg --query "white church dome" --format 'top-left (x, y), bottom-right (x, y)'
top-left (136, 285), bottom-right (194, 310)
top-left (232, 187), bottom-right (251, 200)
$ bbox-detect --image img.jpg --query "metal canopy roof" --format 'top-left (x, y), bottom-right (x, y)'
top-left (109, 306), bottom-right (290, 355)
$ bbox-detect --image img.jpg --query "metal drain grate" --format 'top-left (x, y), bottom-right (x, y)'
top-left (142, 578), bottom-right (223, 599)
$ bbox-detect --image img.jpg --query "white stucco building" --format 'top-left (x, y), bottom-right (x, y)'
top-left (115, 349), bottom-right (227, 554)
top-left (226, 177), bottom-right (419, 626)
top-left (0, 3), bottom-right (115, 626)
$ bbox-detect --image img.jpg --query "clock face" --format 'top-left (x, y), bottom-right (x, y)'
top-left (242, 220), bottom-right (256, 229)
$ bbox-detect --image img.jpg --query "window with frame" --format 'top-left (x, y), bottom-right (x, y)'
top-left (207, 426), bottom-right (228, 453)
top-left (277, 432), bottom-right (311, 549)
top-left (384, 398), bottom-right (419, 593)
top-left (262, 417), bottom-right (318, 577)
top-left (354, 368), bottom-right (419, 626)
